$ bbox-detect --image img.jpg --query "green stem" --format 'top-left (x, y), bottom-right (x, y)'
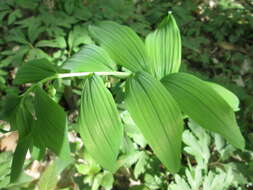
top-left (57, 71), bottom-right (131, 79)
top-left (20, 71), bottom-right (131, 98)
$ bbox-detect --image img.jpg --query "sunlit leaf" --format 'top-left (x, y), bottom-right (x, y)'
top-left (145, 13), bottom-right (181, 79)
top-left (125, 72), bottom-right (183, 173)
top-left (14, 59), bottom-right (58, 85)
top-left (79, 75), bottom-right (123, 172)
top-left (89, 21), bottom-right (147, 72)
top-left (33, 88), bottom-right (71, 159)
top-left (161, 73), bottom-right (245, 149)
top-left (207, 82), bottom-right (240, 111)
top-left (63, 44), bottom-right (116, 72)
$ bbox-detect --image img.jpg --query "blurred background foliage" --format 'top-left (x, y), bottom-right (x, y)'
top-left (0, 0), bottom-right (252, 189)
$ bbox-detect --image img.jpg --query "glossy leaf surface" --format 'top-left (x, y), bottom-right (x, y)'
top-left (161, 73), bottom-right (245, 149)
top-left (125, 72), bottom-right (183, 173)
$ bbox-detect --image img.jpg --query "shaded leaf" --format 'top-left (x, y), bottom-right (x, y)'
top-left (89, 21), bottom-right (147, 72)
top-left (161, 73), bottom-right (245, 149)
top-left (10, 134), bottom-right (32, 183)
top-left (33, 88), bottom-right (71, 159)
top-left (63, 44), bottom-right (116, 72)
top-left (125, 72), bottom-right (183, 173)
top-left (145, 13), bottom-right (181, 79)
top-left (14, 59), bottom-right (57, 85)
top-left (79, 75), bottom-right (123, 172)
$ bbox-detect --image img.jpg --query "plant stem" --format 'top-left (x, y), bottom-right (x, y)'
top-left (57, 72), bottom-right (131, 79)
top-left (20, 72), bottom-right (131, 98)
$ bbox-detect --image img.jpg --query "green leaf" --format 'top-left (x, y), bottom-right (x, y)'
top-left (161, 73), bottom-right (245, 149)
top-left (79, 75), bottom-right (123, 172)
top-left (207, 82), bottom-right (240, 111)
top-left (63, 44), bottom-right (116, 72)
top-left (125, 72), bottom-right (183, 173)
top-left (36, 36), bottom-right (66, 49)
top-left (0, 94), bottom-right (20, 122)
top-left (89, 21), bottom-right (147, 72)
top-left (68, 25), bottom-right (93, 50)
top-left (14, 58), bottom-right (58, 85)
top-left (145, 13), bottom-right (181, 79)
top-left (33, 88), bottom-right (71, 159)
top-left (10, 134), bottom-right (32, 183)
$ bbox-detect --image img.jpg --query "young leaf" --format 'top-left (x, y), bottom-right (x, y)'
top-left (89, 21), bottom-right (147, 72)
top-left (33, 88), bottom-right (71, 159)
top-left (161, 73), bottom-right (245, 149)
top-left (207, 82), bottom-right (240, 111)
top-left (63, 44), bottom-right (116, 72)
top-left (14, 59), bottom-right (58, 85)
top-left (79, 75), bottom-right (123, 172)
top-left (125, 72), bottom-right (183, 173)
top-left (10, 134), bottom-right (32, 183)
top-left (145, 13), bottom-right (181, 79)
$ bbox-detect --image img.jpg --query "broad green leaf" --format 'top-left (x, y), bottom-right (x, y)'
top-left (33, 88), bottom-right (71, 159)
top-left (14, 59), bottom-right (57, 85)
top-left (63, 44), bottom-right (116, 72)
top-left (79, 75), bottom-right (123, 172)
top-left (10, 134), bottom-right (32, 183)
top-left (145, 13), bottom-right (181, 79)
top-left (207, 82), bottom-right (240, 111)
top-left (161, 73), bottom-right (245, 149)
top-left (125, 72), bottom-right (183, 173)
top-left (89, 21), bottom-right (147, 72)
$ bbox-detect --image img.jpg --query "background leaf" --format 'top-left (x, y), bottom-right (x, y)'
top-left (125, 72), bottom-right (183, 173)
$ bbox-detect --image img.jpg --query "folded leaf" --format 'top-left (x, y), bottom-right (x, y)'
top-left (14, 58), bottom-right (58, 85)
top-left (33, 88), bottom-right (71, 159)
top-left (89, 21), bottom-right (147, 72)
top-left (161, 73), bottom-right (245, 149)
top-left (10, 134), bottom-right (32, 183)
top-left (125, 72), bottom-right (183, 173)
top-left (63, 44), bottom-right (116, 72)
top-left (145, 13), bottom-right (181, 79)
top-left (207, 82), bottom-right (240, 111)
top-left (79, 75), bottom-right (123, 172)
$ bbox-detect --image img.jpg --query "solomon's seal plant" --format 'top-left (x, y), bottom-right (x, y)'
top-left (1, 12), bottom-right (245, 183)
